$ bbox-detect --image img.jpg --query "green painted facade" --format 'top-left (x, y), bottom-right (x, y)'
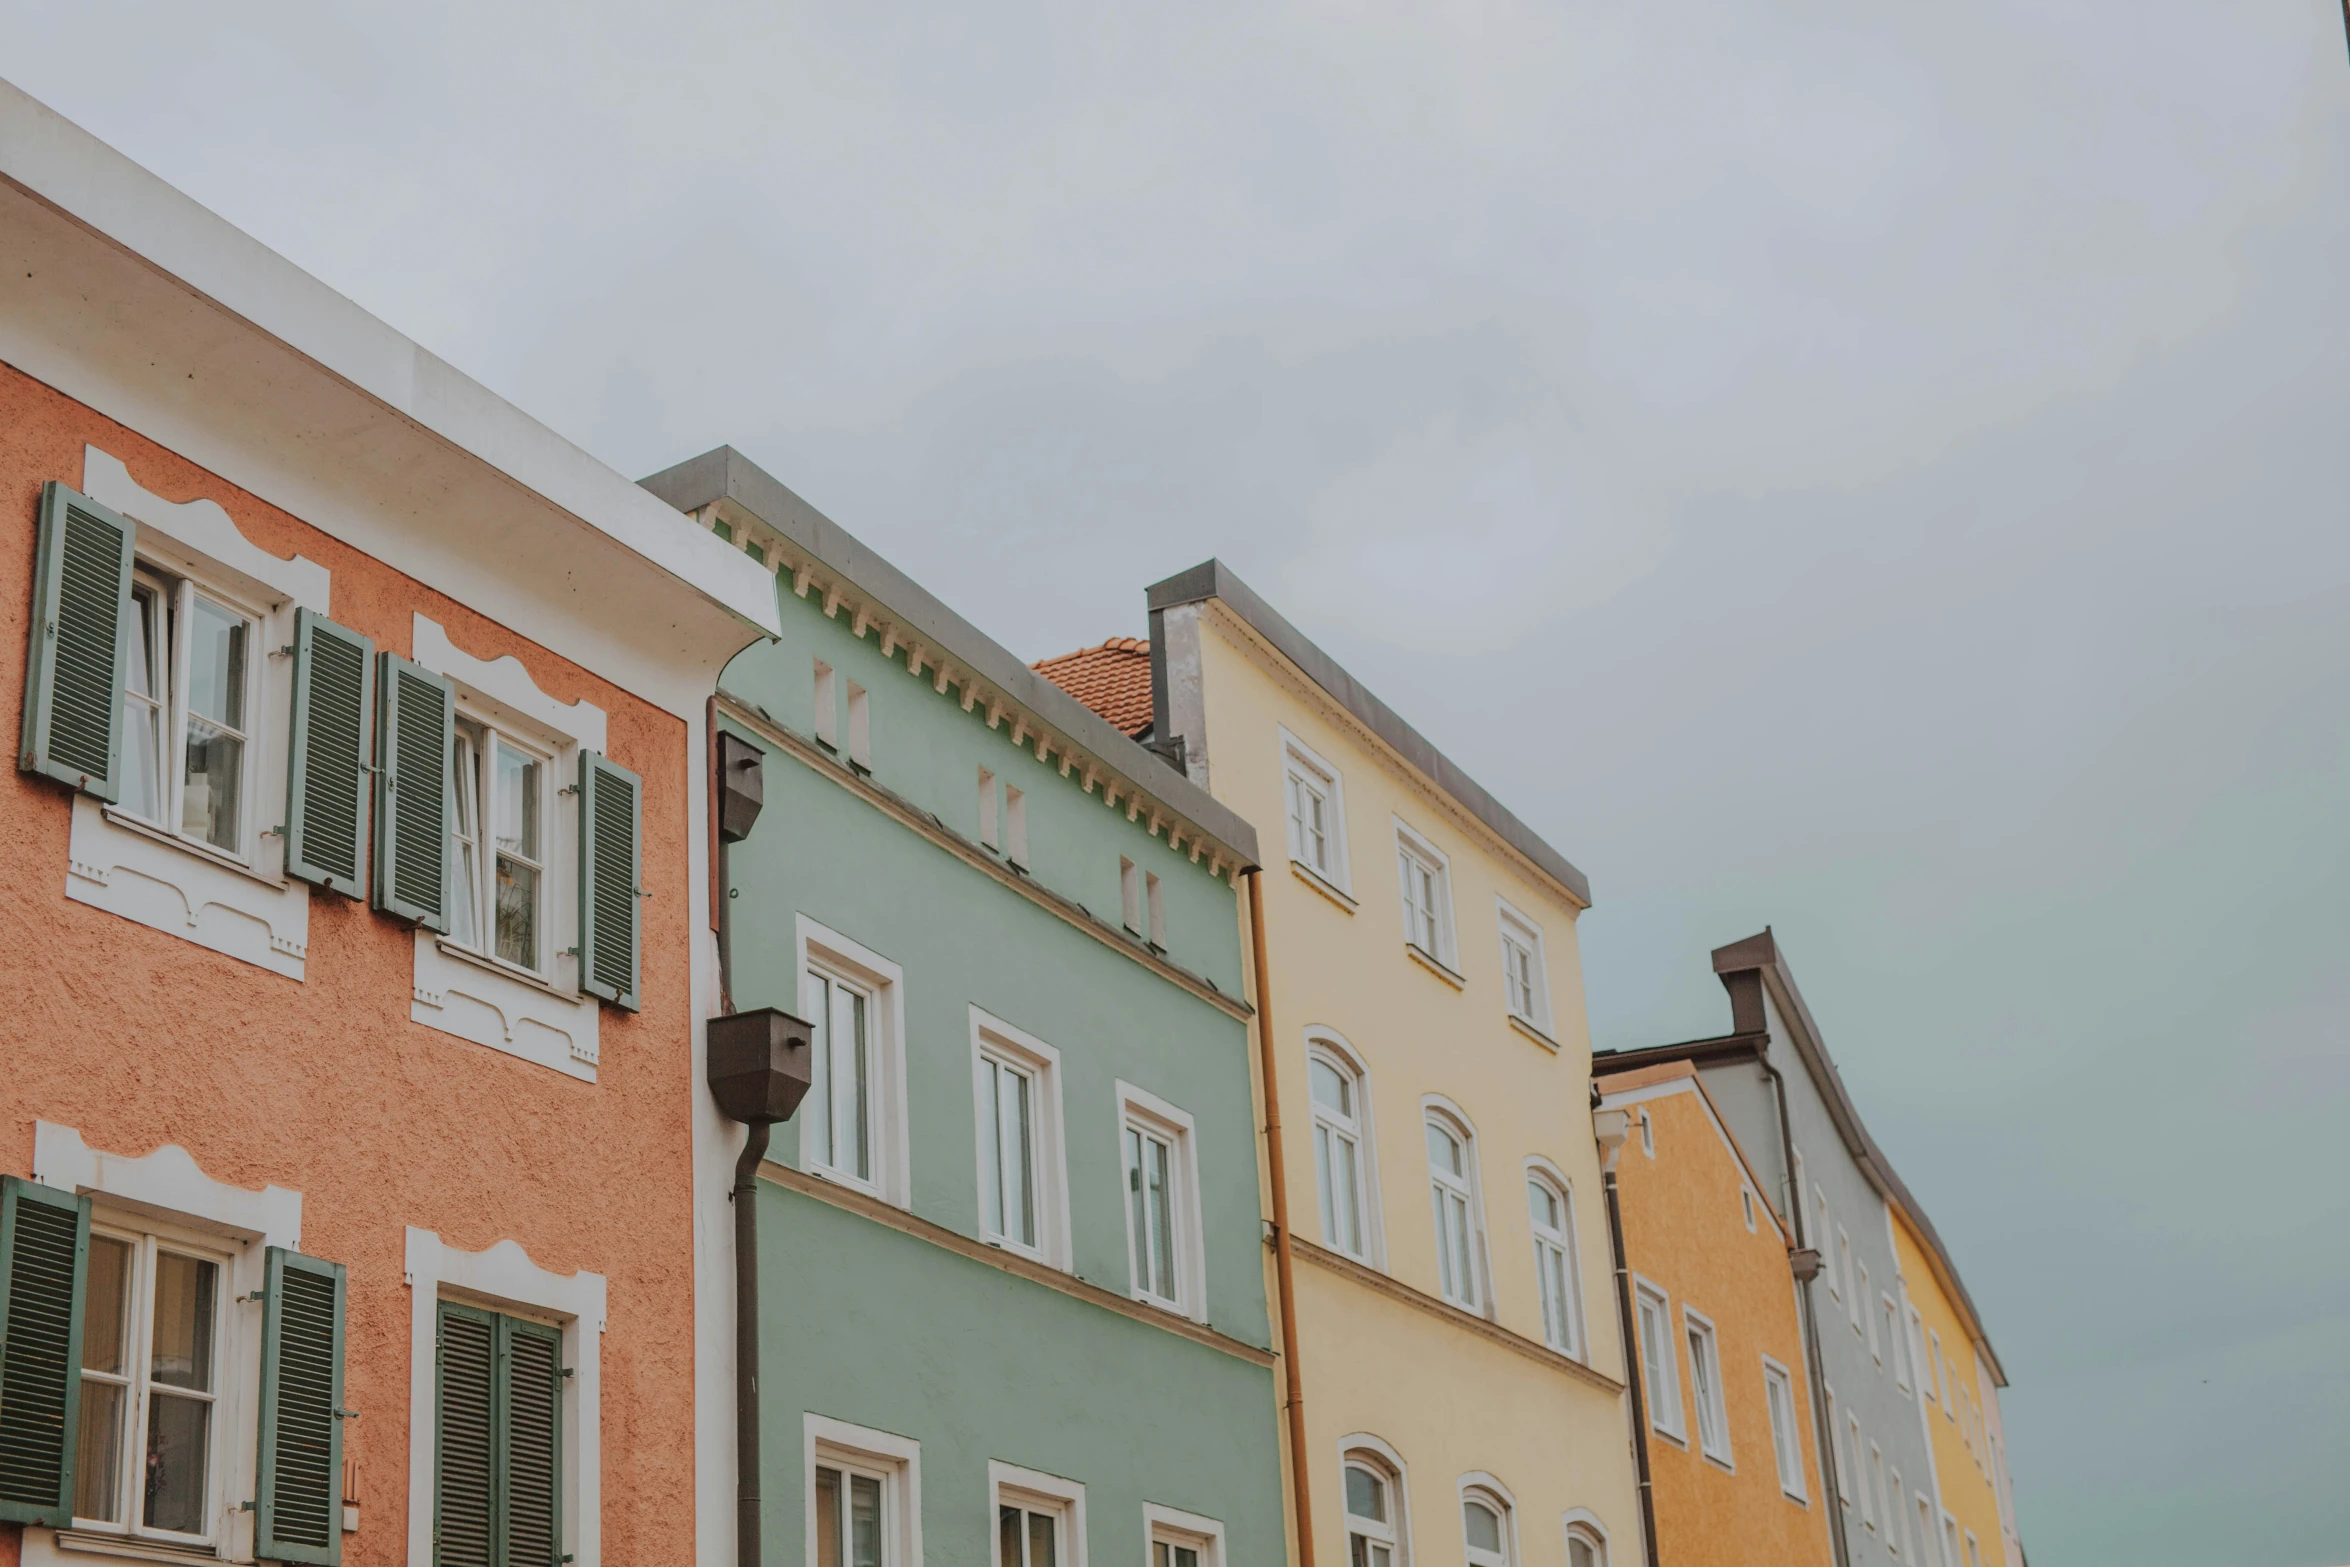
top-left (720, 564), bottom-right (1283, 1567)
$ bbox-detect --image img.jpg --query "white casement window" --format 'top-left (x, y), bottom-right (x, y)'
top-left (814, 659), bottom-right (838, 748)
top-left (1564, 1523), bottom-right (1608, 1567)
top-left (973, 1012), bottom-right (1068, 1265)
top-left (1763, 1358), bottom-right (1807, 1501)
top-left (1856, 1261), bottom-right (1872, 1338)
top-left (1741, 1190), bottom-right (1757, 1233)
top-left (72, 1221), bottom-right (232, 1546)
top-left (1145, 1503), bottom-right (1225, 1567)
top-left (1309, 1043), bottom-right (1374, 1262)
top-left (992, 1463), bottom-right (1084, 1567)
top-left (846, 680), bottom-right (871, 769)
top-left (1906, 1308), bottom-right (1930, 1400)
top-left (1844, 1415), bottom-right (1863, 1512)
top-left (1638, 1111), bottom-right (1655, 1159)
top-left (1461, 1488), bottom-right (1512, 1567)
top-left (1394, 824), bottom-right (1455, 966)
top-left (1279, 728), bottom-right (1348, 888)
top-left (798, 920), bottom-right (909, 1205)
top-left (1635, 1282), bottom-right (1684, 1441)
top-left (1964, 1531), bottom-right (1983, 1567)
top-left (807, 1417), bottom-right (920, 1567)
top-left (979, 768), bottom-right (1000, 850)
top-left (1832, 1228), bottom-right (1852, 1308)
top-left (1824, 1386), bottom-right (1845, 1502)
top-left (1684, 1309), bottom-right (1732, 1464)
top-left (1526, 1168), bottom-right (1583, 1358)
top-left (1120, 857), bottom-right (1142, 934)
top-left (1881, 1296), bottom-right (1904, 1382)
top-left (448, 717), bottom-right (555, 976)
top-left (118, 566), bottom-right (263, 859)
top-left (1928, 1330), bottom-right (1951, 1414)
top-left (1005, 787), bottom-right (1028, 868)
top-left (1494, 900), bottom-right (1550, 1033)
top-left (1814, 1190), bottom-right (1832, 1276)
top-left (1342, 1454), bottom-right (1405, 1567)
top-left (1423, 1110), bottom-right (1483, 1311)
top-left (1864, 1443), bottom-right (1884, 1532)
top-left (1889, 1472), bottom-right (1906, 1557)
top-left (1118, 1083), bottom-right (1203, 1316)
top-left (1146, 872), bottom-right (1166, 950)
top-left (1915, 1498), bottom-right (1937, 1566)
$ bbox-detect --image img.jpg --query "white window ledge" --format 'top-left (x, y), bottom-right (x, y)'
top-left (1289, 858), bottom-right (1358, 913)
top-left (69, 795), bottom-right (311, 979)
top-left (1406, 942), bottom-right (1467, 989)
top-left (405, 1229), bottom-right (605, 1567)
top-left (412, 930), bottom-right (599, 1080)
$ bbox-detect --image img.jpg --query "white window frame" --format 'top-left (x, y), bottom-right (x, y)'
top-left (404, 1227), bottom-right (604, 1567)
top-left (1524, 1158), bottom-right (1585, 1360)
top-left (1856, 1260), bottom-right (1873, 1339)
top-left (990, 1461), bottom-right (1087, 1567)
top-left (797, 915), bottom-right (912, 1206)
top-left (806, 1414), bottom-right (923, 1567)
top-left (979, 768), bottom-right (1000, 850)
top-left (1761, 1355), bottom-right (1808, 1502)
top-left (1392, 819), bottom-right (1457, 970)
top-left (1120, 857), bottom-right (1143, 934)
top-left (1633, 1279), bottom-right (1684, 1443)
top-left (1928, 1329), bottom-right (1952, 1415)
top-left (1306, 1033), bottom-right (1383, 1267)
top-left (1005, 786), bottom-right (1029, 868)
top-left (1888, 1471), bottom-right (1906, 1557)
top-left (1115, 1081), bottom-right (1207, 1319)
top-left (1832, 1228), bottom-right (1852, 1308)
top-left (1638, 1111), bottom-right (1655, 1159)
top-left (1682, 1307), bottom-right (1733, 1467)
top-left (969, 1008), bottom-right (1071, 1267)
top-left (1864, 1442), bottom-right (1884, 1533)
top-left (116, 563), bottom-right (266, 866)
top-left (1422, 1100), bottom-right (1488, 1314)
top-left (1915, 1496), bottom-right (1938, 1567)
top-left (1493, 898), bottom-right (1552, 1036)
top-left (1337, 1437), bottom-right (1413, 1567)
top-left (1146, 871), bottom-right (1166, 951)
top-left (1278, 726), bottom-right (1350, 891)
top-left (1457, 1476), bottom-right (1517, 1567)
top-left (1740, 1189), bottom-right (1757, 1233)
top-left (1824, 1385), bottom-right (1845, 1504)
top-left (845, 679), bottom-right (871, 769)
top-left (1561, 1514), bottom-right (1611, 1567)
top-left (1881, 1294), bottom-right (1904, 1383)
top-left (1143, 1502), bottom-right (1226, 1567)
top-left (814, 659), bottom-right (839, 748)
top-left (446, 712), bottom-right (560, 983)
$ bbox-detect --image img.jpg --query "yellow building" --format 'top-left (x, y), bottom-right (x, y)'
top-left (1041, 562), bottom-right (1641, 1567)
top-left (1890, 1206), bottom-right (2022, 1567)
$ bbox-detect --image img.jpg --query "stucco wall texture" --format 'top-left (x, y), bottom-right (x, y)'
top-left (0, 362), bottom-right (701, 1566)
top-left (1604, 1068), bottom-right (1835, 1567)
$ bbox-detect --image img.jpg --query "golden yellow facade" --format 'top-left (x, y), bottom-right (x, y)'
top-left (1181, 595), bottom-right (1642, 1567)
top-left (1890, 1210), bottom-right (2016, 1567)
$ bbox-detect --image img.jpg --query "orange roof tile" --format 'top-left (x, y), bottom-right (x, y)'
top-left (1033, 637), bottom-right (1153, 738)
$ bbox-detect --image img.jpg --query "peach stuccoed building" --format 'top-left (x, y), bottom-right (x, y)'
top-left (0, 83), bottom-right (776, 1567)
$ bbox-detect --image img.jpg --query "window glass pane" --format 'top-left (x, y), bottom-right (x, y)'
top-left (150, 1254), bottom-right (215, 1391)
top-left (1147, 1134), bottom-right (1175, 1295)
top-left (1028, 1510), bottom-right (1058, 1567)
top-left (1126, 1128), bottom-right (1149, 1284)
top-left (1344, 1464), bottom-right (1384, 1522)
top-left (451, 730), bottom-right (482, 950)
top-left (981, 1061), bottom-right (1005, 1238)
top-left (496, 855), bottom-right (539, 967)
top-left (185, 597), bottom-right (246, 730)
top-left (1528, 1180), bottom-right (1557, 1232)
top-left (829, 981), bottom-right (869, 1180)
top-left (1333, 1133), bottom-right (1361, 1255)
top-left (1569, 1538), bottom-right (1596, 1567)
top-left (496, 742), bottom-right (540, 860)
top-left (81, 1235), bottom-right (131, 1375)
top-left (850, 1473), bottom-right (882, 1567)
top-left (1464, 1501), bottom-right (1502, 1553)
top-left (1000, 1063), bottom-right (1035, 1247)
top-left (75, 1379), bottom-right (124, 1521)
top-left (493, 741), bottom-right (540, 967)
top-left (1309, 1059), bottom-right (1351, 1117)
top-left (818, 1468), bottom-right (843, 1567)
top-left (143, 1392), bottom-right (211, 1534)
top-left (1425, 1123), bottom-right (1459, 1175)
top-left (121, 587), bottom-right (163, 821)
top-left (181, 717), bottom-right (243, 850)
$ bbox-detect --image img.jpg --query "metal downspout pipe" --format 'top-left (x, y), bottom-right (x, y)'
top-left (1245, 867), bottom-right (1317, 1567)
top-left (1600, 1140), bottom-right (1661, 1567)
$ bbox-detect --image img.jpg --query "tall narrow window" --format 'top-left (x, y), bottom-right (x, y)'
top-left (1865, 1443), bottom-right (1884, 1532)
top-left (1764, 1360), bottom-right (1806, 1500)
top-left (1527, 1173), bottom-right (1582, 1357)
top-left (1425, 1116), bottom-right (1479, 1310)
top-left (1636, 1284), bottom-right (1683, 1439)
top-left (115, 569), bottom-right (259, 856)
top-left (1833, 1230), bottom-right (1852, 1307)
top-left (978, 768), bottom-right (999, 849)
top-left (1916, 1498), bottom-right (1937, 1566)
top-left (1125, 1123), bottom-right (1178, 1306)
top-left (998, 1498), bottom-right (1065, 1567)
top-left (1638, 1111), bottom-right (1654, 1158)
top-left (813, 659), bottom-right (838, 748)
top-left (1883, 1297), bottom-right (1905, 1384)
top-left (1343, 1459), bottom-right (1400, 1567)
top-left (1888, 1472), bottom-right (1906, 1557)
top-left (1496, 902), bottom-right (1549, 1030)
top-left (978, 1053), bottom-right (1038, 1252)
top-left (1280, 730), bottom-right (1347, 884)
top-left (1685, 1312), bottom-right (1731, 1462)
top-left (73, 1227), bottom-right (226, 1542)
top-left (1462, 1492), bottom-right (1511, 1567)
top-left (1855, 1261), bottom-right (1871, 1335)
top-left (806, 967), bottom-right (874, 1186)
top-left (845, 680), bottom-right (870, 768)
top-left (435, 1301), bottom-right (562, 1567)
top-left (120, 577), bottom-right (166, 822)
top-left (814, 1463), bottom-right (887, 1567)
top-left (1146, 872), bottom-right (1165, 949)
top-left (1310, 1051), bottom-right (1369, 1260)
top-left (448, 718), bottom-right (551, 974)
top-left (1121, 857), bottom-right (1142, 934)
top-left (1396, 834), bottom-right (1450, 961)
top-left (1005, 786), bottom-right (1028, 867)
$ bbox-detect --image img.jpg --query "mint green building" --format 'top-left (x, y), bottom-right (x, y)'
top-left (644, 449), bottom-right (1282, 1567)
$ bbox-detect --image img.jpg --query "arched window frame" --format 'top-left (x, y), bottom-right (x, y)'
top-left (1305, 1030), bottom-right (1384, 1268)
top-left (1561, 1510), bottom-right (1611, 1567)
top-left (1421, 1096), bottom-right (1491, 1316)
top-left (1522, 1156), bottom-right (1587, 1361)
top-left (1456, 1475), bottom-right (1518, 1567)
top-left (1338, 1435), bottom-right (1413, 1567)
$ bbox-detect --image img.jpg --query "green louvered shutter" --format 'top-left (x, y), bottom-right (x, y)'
top-left (284, 611), bottom-right (376, 899)
top-left (18, 482), bottom-right (133, 800)
top-left (504, 1322), bottom-right (562, 1567)
top-left (256, 1247), bottom-right (346, 1565)
top-left (373, 653), bottom-right (455, 932)
top-left (435, 1303), bottom-right (496, 1567)
top-left (577, 751), bottom-right (642, 1012)
top-left (0, 1176), bottom-right (91, 1527)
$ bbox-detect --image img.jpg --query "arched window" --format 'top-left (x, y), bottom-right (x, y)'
top-left (1565, 1522), bottom-right (1607, 1567)
top-left (1425, 1112), bottom-right (1481, 1310)
top-left (1343, 1454), bottom-right (1403, 1567)
top-left (1461, 1489), bottom-right (1511, 1567)
top-left (1310, 1045), bottom-right (1371, 1260)
top-left (1526, 1168), bottom-right (1583, 1357)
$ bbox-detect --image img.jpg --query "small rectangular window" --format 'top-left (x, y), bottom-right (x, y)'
top-left (1146, 871), bottom-right (1165, 950)
top-left (1856, 1261), bottom-right (1872, 1339)
top-left (978, 768), bottom-right (999, 850)
top-left (813, 660), bottom-right (838, 748)
top-left (845, 681), bottom-right (870, 769)
top-left (1395, 828), bottom-right (1453, 963)
top-left (1741, 1190), bottom-right (1757, 1232)
top-left (449, 717), bottom-right (553, 977)
top-left (1635, 1283), bottom-right (1683, 1440)
top-left (1639, 1110), bottom-right (1655, 1158)
top-left (1883, 1296), bottom-right (1904, 1383)
top-left (1496, 900), bottom-right (1549, 1031)
top-left (1279, 729), bottom-right (1347, 885)
top-left (971, 1011), bottom-right (1064, 1265)
top-left (1865, 1443), bottom-right (1884, 1531)
top-left (74, 1225), bottom-right (230, 1541)
top-left (1685, 1312), bottom-right (1731, 1463)
top-left (1120, 857), bottom-right (1142, 934)
top-left (809, 1426), bottom-right (916, 1567)
top-left (1763, 1360), bottom-right (1806, 1500)
top-left (1005, 787), bottom-right (1028, 868)
top-left (118, 568), bottom-right (262, 858)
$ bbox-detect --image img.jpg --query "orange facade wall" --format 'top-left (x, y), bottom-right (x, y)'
top-left (1606, 1070), bottom-right (1835, 1567)
top-left (0, 360), bottom-right (699, 1565)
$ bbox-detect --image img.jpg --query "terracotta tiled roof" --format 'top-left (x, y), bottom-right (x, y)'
top-left (1032, 637), bottom-right (1152, 738)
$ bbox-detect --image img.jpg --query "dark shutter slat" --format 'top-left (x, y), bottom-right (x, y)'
top-left (436, 1304), bottom-right (495, 1567)
top-left (284, 611), bottom-right (376, 897)
top-left (18, 483), bottom-right (133, 799)
top-left (373, 654), bottom-right (454, 932)
top-left (0, 1176), bottom-right (90, 1527)
top-left (577, 751), bottom-right (642, 1011)
top-left (504, 1325), bottom-right (561, 1567)
top-left (257, 1247), bottom-right (346, 1564)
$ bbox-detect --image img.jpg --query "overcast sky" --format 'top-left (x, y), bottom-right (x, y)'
top-left (7, 2), bottom-right (2347, 1561)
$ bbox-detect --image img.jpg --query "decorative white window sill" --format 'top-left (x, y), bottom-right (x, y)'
top-left (1507, 1014), bottom-right (1560, 1052)
top-left (68, 795), bottom-right (309, 981)
top-left (25, 1527), bottom-right (231, 1565)
top-left (1289, 859), bottom-right (1357, 913)
top-left (1405, 942), bottom-right (1466, 989)
top-left (412, 930), bottom-right (598, 1081)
